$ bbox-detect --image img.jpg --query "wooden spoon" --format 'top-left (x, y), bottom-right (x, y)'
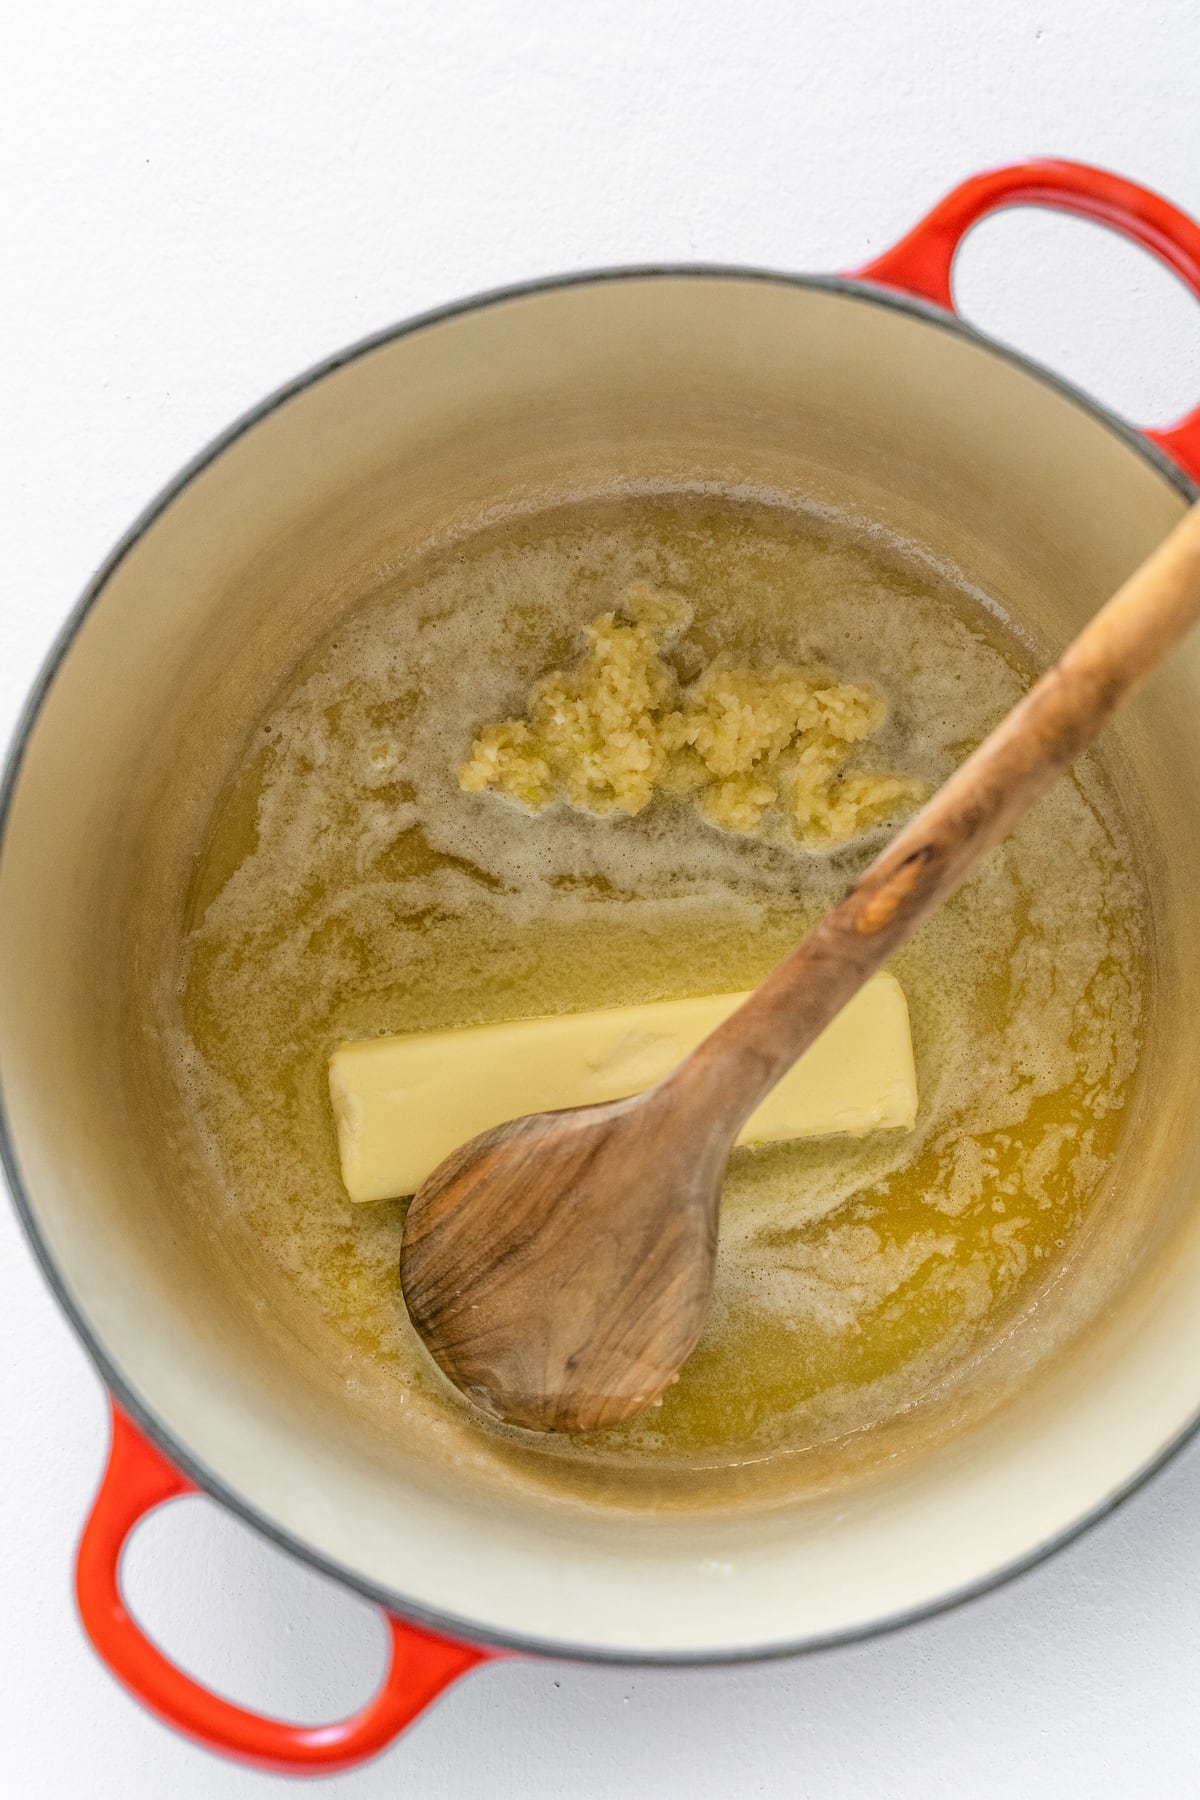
top-left (400, 502), bottom-right (1200, 1434)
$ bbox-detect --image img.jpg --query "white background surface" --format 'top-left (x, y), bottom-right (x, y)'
top-left (3, 2), bottom-right (1200, 1794)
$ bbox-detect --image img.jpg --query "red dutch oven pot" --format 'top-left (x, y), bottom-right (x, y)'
top-left (3, 160), bottom-right (1199, 1774)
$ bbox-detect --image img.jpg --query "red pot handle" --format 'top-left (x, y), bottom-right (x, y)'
top-left (75, 1401), bottom-right (495, 1775)
top-left (852, 158), bottom-right (1200, 485)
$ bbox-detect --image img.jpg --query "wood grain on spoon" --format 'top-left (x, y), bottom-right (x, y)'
top-left (400, 501), bottom-right (1200, 1434)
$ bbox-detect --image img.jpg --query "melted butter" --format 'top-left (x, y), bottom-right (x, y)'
top-left (176, 494), bottom-right (1147, 1472)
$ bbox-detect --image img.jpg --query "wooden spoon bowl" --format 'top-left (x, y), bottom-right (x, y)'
top-left (400, 1087), bottom-right (727, 1431)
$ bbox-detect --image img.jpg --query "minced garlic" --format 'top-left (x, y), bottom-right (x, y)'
top-left (458, 584), bottom-right (928, 847)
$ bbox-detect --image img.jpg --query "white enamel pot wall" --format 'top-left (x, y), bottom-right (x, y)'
top-left (2, 161), bottom-right (1200, 1775)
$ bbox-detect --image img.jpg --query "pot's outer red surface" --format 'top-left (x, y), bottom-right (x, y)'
top-left (37, 158), bottom-right (1200, 1771)
top-left (853, 159), bottom-right (1200, 481)
top-left (77, 1405), bottom-right (493, 1775)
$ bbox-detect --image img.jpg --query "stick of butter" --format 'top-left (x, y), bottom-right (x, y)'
top-left (328, 972), bottom-right (917, 1203)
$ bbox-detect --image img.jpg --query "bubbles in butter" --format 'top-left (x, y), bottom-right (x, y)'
top-left (174, 493), bottom-right (1146, 1472)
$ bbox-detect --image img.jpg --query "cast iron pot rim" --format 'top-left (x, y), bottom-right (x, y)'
top-left (0, 263), bottom-right (1197, 1669)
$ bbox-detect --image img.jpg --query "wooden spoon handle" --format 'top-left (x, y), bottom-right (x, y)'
top-left (669, 501), bottom-right (1200, 1133)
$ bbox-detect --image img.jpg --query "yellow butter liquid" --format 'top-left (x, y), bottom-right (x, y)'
top-left (177, 496), bottom-right (1146, 1471)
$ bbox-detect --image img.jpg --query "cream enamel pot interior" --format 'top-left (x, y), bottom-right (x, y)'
top-left (2, 160), bottom-right (1200, 1774)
